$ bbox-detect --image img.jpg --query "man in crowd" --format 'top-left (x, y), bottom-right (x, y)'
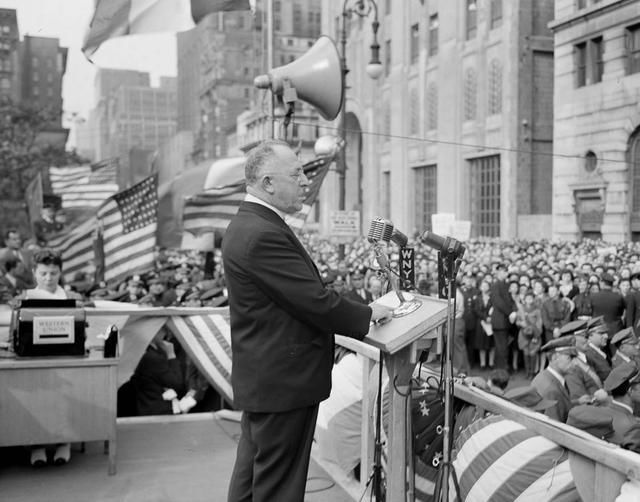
top-left (626, 270), bottom-right (640, 334)
top-left (32, 203), bottom-right (64, 247)
top-left (490, 263), bottom-right (517, 370)
top-left (532, 337), bottom-right (577, 423)
top-left (611, 327), bottom-right (640, 368)
top-left (591, 272), bottom-right (625, 342)
top-left (602, 362), bottom-right (640, 444)
top-left (343, 268), bottom-right (372, 305)
top-left (0, 229), bottom-right (33, 287)
top-left (222, 139), bottom-right (392, 502)
top-left (583, 321), bottom-right (612, 383)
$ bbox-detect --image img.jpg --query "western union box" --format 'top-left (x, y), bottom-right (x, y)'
top-left (11, 299), bottom-right (86, 357)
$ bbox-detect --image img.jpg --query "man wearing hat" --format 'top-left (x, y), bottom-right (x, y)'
top-left (590, 272), bottom-right (625, 340)
top-left (490, 263), bottom-right (517, 371)
top-left (611, 327), bottom-right (640, 368)
top-left (583, 323), bottom-right (612, 383)
top-left (343, 269), bottom-right (372, 305)
top-left (602, 362), bottom-right (640, 444)
top-left (504, 385), bottom-right (557, 413)
top-left (531, 337), bottom-right (577, 422)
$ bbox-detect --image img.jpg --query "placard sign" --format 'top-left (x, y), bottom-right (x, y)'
top-left (33, 316), bottom-right (75, 345)
top-left (330, 210), bottom-right (360, 239)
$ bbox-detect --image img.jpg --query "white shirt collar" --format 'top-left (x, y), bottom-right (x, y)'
top-left (245, 193), bottom-right (285, 221)
top-left (588, 342), bottom-right (608, 359)
top-left (547, 366), bottom-right (566, 387)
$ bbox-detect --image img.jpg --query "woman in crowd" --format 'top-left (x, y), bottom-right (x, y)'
top-left (473, 279), bottom-right (494, 369)
top-left (516, 290), bottom-right (543, 379)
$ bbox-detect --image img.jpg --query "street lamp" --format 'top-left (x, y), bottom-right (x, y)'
top-left (338, 0), bottom-right (382, 258)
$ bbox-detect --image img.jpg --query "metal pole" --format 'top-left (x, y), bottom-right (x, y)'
top-left (338, 2), bottom-right (349, 260)
top-left (267, 0), bottom-right (275, 138)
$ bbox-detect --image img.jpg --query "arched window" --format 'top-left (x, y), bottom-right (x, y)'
top-left (409, 87), bottom-right (419, 135)
top-left (488, 59), bottom-right (502, 115)
top-left (464, 68), bottom-right (477, 121)
top-left (427, 83), bottom-right (438, 131)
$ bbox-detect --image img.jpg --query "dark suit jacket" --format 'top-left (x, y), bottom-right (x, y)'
top-left (531, 369), bottom-right (572, 423)
top-left (625, 290), bottom-right (640, 334)
top-left (583, 344), bottom-right (612, 383)
top-left (343, 288), bottom-right (373, 305)
top-left (222, 201), bottom-right (372, 413)
top-left (0, 275), bottom-right (28, 299)
top-left (590, 289), bottom-right (625, 336)
top-left (490, 279), bottom-right (515, 330)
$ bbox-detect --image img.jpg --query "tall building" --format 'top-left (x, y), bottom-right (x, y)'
top-left (551, 0), bottom-right (640, 242)
top-left (0, 8), bottom-right (19, 103)
top-left (320, 0), bottom-right (555, 239)
top-left (176, 0), bottom-right (324, 161)
top-left (105, 76), bottom-right (178, 187)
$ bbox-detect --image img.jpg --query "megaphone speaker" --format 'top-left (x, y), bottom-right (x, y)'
top-left (254, 36), bottom-right (344, 121)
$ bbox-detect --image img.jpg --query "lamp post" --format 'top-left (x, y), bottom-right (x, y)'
top-left (338, 0), bottom-right (382, 258)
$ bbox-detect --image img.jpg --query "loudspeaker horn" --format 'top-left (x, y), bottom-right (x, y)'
top-left (254, 36), bottom-right (344, 121)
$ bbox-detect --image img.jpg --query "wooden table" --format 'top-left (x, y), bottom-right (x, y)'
top-left (0, 351), bottom-right (118, 474)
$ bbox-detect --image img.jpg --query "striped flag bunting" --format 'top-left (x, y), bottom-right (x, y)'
top-left (83, 0), bottom-right (252, 59)
top-left (48, 217), bottom-right (97, 284)
top-left (450, 414), bottom-right (577, 501)
top-left (97, 175), bottom-right (158, 285)
top-left (182, 155), bottom-right (333, 236)
top-left (50, 163), bottom-right (119, 209)
top-left (166, 309), bottom-right (233, 404)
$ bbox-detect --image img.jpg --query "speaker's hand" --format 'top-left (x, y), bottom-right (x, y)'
top-left (370, 303), bottom-right (393, 325)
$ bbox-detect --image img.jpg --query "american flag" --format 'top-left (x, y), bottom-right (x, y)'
top-left (48, 217), bottom-right (98, 284)
top-left (166, 309), bottom-right (233, 404)
top-left (182, 155), bottom-right (333, 236)
top-left (97, 175), bottom-right (157, 285)
top-left (50, 161), bottom-right (119, 209)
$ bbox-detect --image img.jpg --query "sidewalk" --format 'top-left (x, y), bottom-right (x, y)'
top-left (0, 413), bottom-right (353, 502)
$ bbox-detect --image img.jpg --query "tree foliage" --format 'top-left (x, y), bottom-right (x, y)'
top-left (0, 99), bottom-right (86, 235)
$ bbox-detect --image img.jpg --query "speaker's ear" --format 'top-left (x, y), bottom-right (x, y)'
top-left (254, 36), bottom-right (344, 121)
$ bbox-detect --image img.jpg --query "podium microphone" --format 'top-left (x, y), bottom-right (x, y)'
top-left (421, 231), bottom-right (466, 258)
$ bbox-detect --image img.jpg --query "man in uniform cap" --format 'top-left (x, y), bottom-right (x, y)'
top-left (603, 362), bottom-right (640, 444)
top-left (566, 405), bottom-right (614, 441)
top-left (531, 337), bottom-right (578, 422)
top-left (583, 322), bottom-right (612, 383)
top-left (504, 385), bottom-right (557, 412)
top-left (611, 327), bottom-right (640, 368)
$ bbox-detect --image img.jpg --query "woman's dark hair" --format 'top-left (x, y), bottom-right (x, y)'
top-left (32, 249), bottom-right (62, 269)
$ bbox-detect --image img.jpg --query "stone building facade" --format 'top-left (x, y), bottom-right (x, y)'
top-left (551, 0), bottom-right (640, 242)
top-left (320, 0), bottom-right (555, 239)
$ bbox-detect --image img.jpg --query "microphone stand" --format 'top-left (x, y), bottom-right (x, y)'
top-left (372, 242), bottom-right (421, 318)
top-left (438, 250), bottom-right (463, 502)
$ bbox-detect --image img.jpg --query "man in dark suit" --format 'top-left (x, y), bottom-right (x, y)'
top-left (583, 325), bottom-right (612, 383)
top-left (343, 268), bottom-right (373, 305)
top-left (591, 272), bottom-right (625, 341)
top-left (531, 337), bottom-right (577, 423)
top-left (490, 263), bottom-right (516, 370)
top-left (625, 271), bottom-right (640, 335)
top-left (222, 140), bottom-right (392, 502)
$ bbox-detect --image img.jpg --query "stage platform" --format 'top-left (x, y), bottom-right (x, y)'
top-left (0, 413), bottom-right (353, 502)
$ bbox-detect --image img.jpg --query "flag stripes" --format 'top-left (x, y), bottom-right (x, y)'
top-left (97, 175), bottom-right (157, 285)
top-left (451, 415), bottom-right (576, 502)
top-left (183, 155), bottom-right (333, 236)
top-left (166, 311), bottom-right (233, 404)
top-left (48, 217), bottom-right (97, 284)
top-left (50, 164), bottom-right (118, 208)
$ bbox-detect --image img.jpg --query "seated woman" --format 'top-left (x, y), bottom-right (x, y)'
top-left (13, 249), bottom-right (82, 467)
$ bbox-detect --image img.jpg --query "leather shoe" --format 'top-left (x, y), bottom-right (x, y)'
top-left (53, 443), bottom-right (70, 465)
top-left (30, 447), bottom-right (47, 468)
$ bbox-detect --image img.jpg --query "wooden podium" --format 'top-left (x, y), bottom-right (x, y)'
top-left (364, 291), bottom-right (448, 502)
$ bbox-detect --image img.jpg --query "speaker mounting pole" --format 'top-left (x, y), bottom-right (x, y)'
top-left (338, 0), bottom-right (383, 260)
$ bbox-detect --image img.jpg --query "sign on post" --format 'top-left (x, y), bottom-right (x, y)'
top-left (329, 210), bottom-right (360, 241)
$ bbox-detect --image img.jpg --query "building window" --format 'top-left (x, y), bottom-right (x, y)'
top-left (415, 165), bottom-right (437, 232)
top-left (575, 42), bottom-right (587, 87)
top-left (33, 87), bottom-right (39, 96)
top-left (427, 83), bottom-right (438, 130)
top-left (428, 14), bottom-right (438, 56)
top-left (577, 0), bottom-right (586, 9)
top-left (488, 59), bottom-right (502, 115)
top-left (385, 0), bottom-right (391, 16)
top-left (381, 171), bottom-right (391, 219)
top-left (384, 40), bottom-right (391, 77)
top-left (32, 56), bottom-right (38, 67)
top-left (463, 68), bottom-right (477, 121)
top-left (593, 36), bottom-right (604, 83)
top-left (0, 77), bottom-right (9, 89)
top-left (490, 0), bottom-right (502, 29)
top-left (585, 151), bottom-right (597, 172)
top-left (469, 155), bottom-right (501, 238)
top-left (410, 23), bottom-right (419, 65)
top-left (382, 97), bottom-right (391, 142)
top-left (466, 0), bottom-right (477, 40)
top-left (409, 87), bottom-right (419, 135)
top-left (33, 72), bottom-right (39, 82)
top-left (631, 130), bottom-right (640, 216)
top-left (626, 24), bottom-right (640, 75)
top-left (274, 0), bottom-right (281, 11)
